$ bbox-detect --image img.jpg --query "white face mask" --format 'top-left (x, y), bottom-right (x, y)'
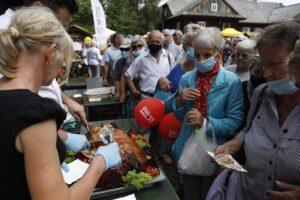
top-left (134, 47), bottom-right (145, 57)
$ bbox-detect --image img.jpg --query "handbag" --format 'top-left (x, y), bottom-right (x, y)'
top-left (178, 118), bottom-right (217, 176)
top-left (206, 169), bottom-right (239, 200)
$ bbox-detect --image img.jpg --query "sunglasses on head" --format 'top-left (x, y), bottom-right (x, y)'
top-left (131, 44), bottom-right (144, 50)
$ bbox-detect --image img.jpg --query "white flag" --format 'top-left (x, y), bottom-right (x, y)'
top-left (90, 0), bottom-right (107, 47)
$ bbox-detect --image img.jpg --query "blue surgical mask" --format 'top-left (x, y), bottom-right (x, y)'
top-left (134, 48), bottom-right (144, 57)
top-left (267, 76), bottom-right (298, 95)
top-left (186, 48), bottom-right (194, 60)
top-left (121, 51), bottom-right (129, 59)
top-left (195, 56), bottom-right (216, 73)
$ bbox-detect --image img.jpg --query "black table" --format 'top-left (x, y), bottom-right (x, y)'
top-left (84, 96), bottom-right (123, 121)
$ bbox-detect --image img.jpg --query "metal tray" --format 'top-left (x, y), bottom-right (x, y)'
top-left (90, 168), bottom-right (166, 199)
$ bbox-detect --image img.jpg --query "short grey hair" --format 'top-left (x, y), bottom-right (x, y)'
top-left (184, 23), bottom-right (202, 34)
top-left (193, 27), bottom-right (223, 51)
top-left (182, 29), bottom-right (200, 48)
top-left (131, 35), bottom-right (147, 46)
top-left (148, 30), bottom-right (164, 42)
top-left (236, 39), bottom-right (257, 53)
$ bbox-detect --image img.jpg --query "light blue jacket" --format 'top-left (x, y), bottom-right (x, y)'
top-left (172, 67), bottom-right (244, 162)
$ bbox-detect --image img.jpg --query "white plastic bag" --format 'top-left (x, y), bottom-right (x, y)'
top-left (178, 119), bottom-right (217, 176)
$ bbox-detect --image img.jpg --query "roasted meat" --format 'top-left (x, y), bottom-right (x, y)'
top-left (82, 124), bottom-right (148, 188)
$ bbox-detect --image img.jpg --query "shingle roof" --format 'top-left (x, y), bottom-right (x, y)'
top-left (269, 4), bottom-right (300, 23)
top-left (165, 0), bottom-right (300, 24)
top-left (166, 0), bottom-right (197, 16)
top-left (225, 0), bottom-right (280, 24)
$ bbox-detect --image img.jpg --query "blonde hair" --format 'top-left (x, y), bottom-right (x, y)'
top-left (0, 7), bottom-right (74, 85)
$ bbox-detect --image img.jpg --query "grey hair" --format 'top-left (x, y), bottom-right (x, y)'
top-left (193, 27), bottom-right (223, 51)
top-left (182, 29), bottom-right (200, 48)
top-left (148, 30), bottom-right (164, 42)
top-left (184, 23), bottom-right (202, 34)
top-left (131, 35), bottom-right (147, 46)
top-left (236, 39), bottom-right (257, 53)
top-left (0, 7), bottom-right (73, 80)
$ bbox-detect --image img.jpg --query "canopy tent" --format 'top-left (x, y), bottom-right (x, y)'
top-left (221, 28), bottom-right (244, 37)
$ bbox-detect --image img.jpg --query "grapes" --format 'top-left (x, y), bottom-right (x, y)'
top-left (122, 170), bottom-right (153, 190)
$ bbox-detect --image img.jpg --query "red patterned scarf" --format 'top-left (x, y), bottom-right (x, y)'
top-left (195, 61), bottom-right (220, 117)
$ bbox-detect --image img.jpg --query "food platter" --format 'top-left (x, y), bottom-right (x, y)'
top-left (90, 168), bottom-right (166, 199)
top-left (67, 123), bottom-right (164, 197)
top-left (207, 151), bottom-right (247, 172)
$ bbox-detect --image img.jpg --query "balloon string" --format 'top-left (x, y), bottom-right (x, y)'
top-left (163, 90), bottom-right (179, 103)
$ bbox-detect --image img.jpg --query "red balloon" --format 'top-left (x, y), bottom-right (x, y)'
top-left (134, 98), bottom-right (165, 128)
top-left (159, 112), bottom-right (182, 142)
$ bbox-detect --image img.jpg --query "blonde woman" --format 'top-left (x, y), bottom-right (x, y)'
top-left (0, 7), bottom-right (121, 200)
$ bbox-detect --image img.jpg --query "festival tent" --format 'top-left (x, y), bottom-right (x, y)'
top-left (221, 28), bottom-right (244, 37)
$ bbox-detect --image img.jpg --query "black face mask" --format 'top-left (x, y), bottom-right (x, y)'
top-left (148, 43), bottom-right (162, 54)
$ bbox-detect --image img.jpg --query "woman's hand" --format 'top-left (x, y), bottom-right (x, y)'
top-left (177, 88), bottom-right (200, 107)
top-left (158, 77), bottom-right (171, 92)
top-left (214, 144), bottom-right (233, 155)
top-left (213, 139), bottom-right (243, 156)
top-left (268, 181), bottom-right (300, 200)
top-left (186, 108), bottom-right (204, 128)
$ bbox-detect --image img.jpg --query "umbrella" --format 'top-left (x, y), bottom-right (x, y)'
top-left (221, 28), bottom-right (244, 37)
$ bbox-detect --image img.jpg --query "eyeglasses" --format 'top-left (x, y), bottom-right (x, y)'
top-left (131, 44), bottom-right (144, 50)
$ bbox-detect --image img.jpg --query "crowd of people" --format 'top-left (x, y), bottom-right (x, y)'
top-left (0, 0), bottom-right (300, 200)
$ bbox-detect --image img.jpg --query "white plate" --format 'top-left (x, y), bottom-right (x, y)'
top-left (85, 88), bottom-right (111, 96)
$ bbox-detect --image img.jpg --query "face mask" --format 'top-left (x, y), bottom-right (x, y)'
top-left (195, 56), bottom-right (216, 73)
top-left (134, 48), bottom-right (145, 57)
top-left (186, 48), bottom-right (194, 60)
top-left (148, 43), bottom-right (162, 54)
top-left (121, 51), bottom-right (129, 59)
top-left (267, 76), bottom-right (298, 95)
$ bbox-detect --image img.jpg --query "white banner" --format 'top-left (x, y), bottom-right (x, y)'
top-left (90, 0), bottom-right (107, 47)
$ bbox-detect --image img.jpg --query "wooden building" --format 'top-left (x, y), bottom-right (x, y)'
top-left (161, 0), bottom-right (300, 32)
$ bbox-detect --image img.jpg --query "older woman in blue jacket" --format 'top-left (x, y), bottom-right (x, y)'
top-left (172, 27), bottom-right (244, 200)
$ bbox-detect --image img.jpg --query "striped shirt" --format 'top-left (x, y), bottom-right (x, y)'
top-left (236, 88), bottom-right (300, 200)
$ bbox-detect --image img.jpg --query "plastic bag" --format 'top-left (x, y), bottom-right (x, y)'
top-left (178, 118), bottom-right (217, 176)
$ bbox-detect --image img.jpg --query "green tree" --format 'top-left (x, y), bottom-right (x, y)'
top-left (100, 0), bottom-right (143, 35)
top-left (141, 0), bottom-right (162, 32)
top-left (72, 0), bottom-right (162, 35)
top-left (72, 0), bottom-right (94, 33)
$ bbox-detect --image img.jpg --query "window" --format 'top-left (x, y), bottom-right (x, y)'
top-left (242, 27), bottom-right (251, 33)
top-left (211, 3), bottom-right (218, 12)
top-left (176, 22), bottom-right (181, 30)
top-left (164, 8), bottom-right (168, 17)
top-left (198, 21), bottom-right (206, 27)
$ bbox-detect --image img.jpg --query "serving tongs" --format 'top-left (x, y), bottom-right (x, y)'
top-left (81, 121), bottom-right (100, 143)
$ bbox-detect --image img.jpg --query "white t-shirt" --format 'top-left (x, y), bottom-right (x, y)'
top-left (0, 8), bottom-right (14, 29)
top-left (125, 49), bottom-right (175, 93)
top-left (0, 9), bottom-right (64, 107)
top-left (225, 64), bottom-right (250, 82)
top-left (38, 79), bottom-right (64, 107)
top-left (87, 46), bottom-right (103, 66)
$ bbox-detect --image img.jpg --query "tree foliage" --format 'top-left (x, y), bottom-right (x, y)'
top-left (72, 0), bottom-right (162, 35)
